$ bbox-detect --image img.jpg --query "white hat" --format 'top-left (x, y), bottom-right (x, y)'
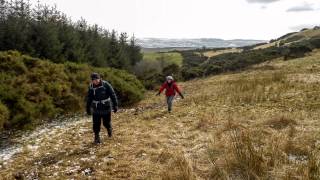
top-left (166, 76), bottom-right (173, 81)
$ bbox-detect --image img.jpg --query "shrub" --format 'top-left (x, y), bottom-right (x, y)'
top-left (179, 36), bottom-right (320, 80)
top-left (284, 35), bottom-right (305, 43)
top-left (0, 51), bottom-right (145, 131)
top-left (283, 42), bottom-right (312, 60)
top-left (0, 101), bottom-right (9, 130)
top-left (181, 67), bottom-right (204, 80)
top-left (132, 57), bottom-right (183, 89)
top-left (309, 36), bottom-right (320, 49)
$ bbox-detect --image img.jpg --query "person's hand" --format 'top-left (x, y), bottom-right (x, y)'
top-left (113, 106), bottom-right (118, 113)
top-left (156, 92), bottom-right (160, 96)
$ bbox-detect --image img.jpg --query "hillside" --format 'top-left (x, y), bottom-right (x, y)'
top-left (254, 27), bottom-right (320, 50)
top-left (199, 48), bottom-right (243, 58)
top-left (1, 49), bottom-right (320, 179)
top-left (0, 51), bottom-right (145, 131)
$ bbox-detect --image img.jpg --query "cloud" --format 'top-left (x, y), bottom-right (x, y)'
top-left (246, 0), bottom-right (280, 4)
top-left (287, 3), bottom-right (315, 12)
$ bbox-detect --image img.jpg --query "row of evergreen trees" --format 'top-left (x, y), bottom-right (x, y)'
top-left (0, 0), bottom-right (142, 70)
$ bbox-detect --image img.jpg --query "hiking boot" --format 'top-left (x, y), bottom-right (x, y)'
top-left (107, 128), bottom-right (112, 138)
top-left (94, 134), bottom-right (101, 144)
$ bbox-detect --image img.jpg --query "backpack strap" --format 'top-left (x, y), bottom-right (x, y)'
top-left (89, 81), bottom-right (106, 96)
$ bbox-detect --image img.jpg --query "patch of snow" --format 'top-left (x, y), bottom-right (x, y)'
top-left (288, 154), bottom-right (308, 163)
top-left (0, 116), bottom-right (89, 163)
top-left (0, 146), bottom-right (23, 161)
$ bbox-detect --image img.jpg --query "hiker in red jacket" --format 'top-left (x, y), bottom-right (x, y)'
top-left (157, 76), bottom-right (184, 113)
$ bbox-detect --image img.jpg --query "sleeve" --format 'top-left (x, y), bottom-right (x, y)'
top-left (105, 82), bottom-right (118, 108)
top-left (174, 83), bottom-right (182, 95)
top-left (159, 83), bottom-right (167, 94)
top-left (86, 86), bottom-right (93, 112)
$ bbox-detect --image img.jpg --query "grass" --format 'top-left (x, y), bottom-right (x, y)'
top-left (254, 29), bottom-right (320, 50)
top-left (1, 50), bottom-right (320, 179)
top-left (143, 52), bottom-right (183, 66)
top-left (202, 48), bottom-right (242, 58)
top-left (254, 41), bottom-right (277, 49)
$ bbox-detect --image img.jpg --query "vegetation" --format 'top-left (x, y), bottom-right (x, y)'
top-left (1, 49), bottom-right (320, 179)
top-left (257, 28), bottom-right (320, 50)
top-left (143, 52), bottom-right (183, 66)
top-left (201, 48), bottom-right (242, 58)
top-left (178, 35), bottom-right (320, 80)
top-left (133, 52), bottom-right (183, 89)
top-left (0, 0), bottom-right (142, 71)
top-left (0, 0), bottom-right (148, 131)
top-left (0, 51), bottom-right (145, 131)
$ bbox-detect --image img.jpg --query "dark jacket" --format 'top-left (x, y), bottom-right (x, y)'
top-left (86, 80), bottom-right (118, 114)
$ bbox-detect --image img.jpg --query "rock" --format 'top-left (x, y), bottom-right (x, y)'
top-left (103, 156), bottom-right (114, 162)
top-left (82, 167), bottom-right (94, 176)
top-left (80, 157), bottom-right (90, 162)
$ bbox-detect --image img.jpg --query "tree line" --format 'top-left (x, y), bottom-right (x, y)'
top-left (0, 0), bottom-right (142, 70)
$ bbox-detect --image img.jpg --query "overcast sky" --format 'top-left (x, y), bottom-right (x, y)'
top-left (30, 0), bottom-right (320, 40)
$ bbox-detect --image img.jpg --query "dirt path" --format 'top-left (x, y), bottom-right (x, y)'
top-left (0, 93), bottom-right (211, 179)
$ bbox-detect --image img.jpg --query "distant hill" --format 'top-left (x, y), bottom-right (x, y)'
top-left (254, 26), bottom-right (320, 49)
top-left (137, 38), bottom-right (267, 49)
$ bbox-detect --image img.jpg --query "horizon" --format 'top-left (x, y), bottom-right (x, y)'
top-left (137, 37), bottom-right (268, 40)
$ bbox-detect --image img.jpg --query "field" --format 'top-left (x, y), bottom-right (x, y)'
top-left (1, 50), bottom-right (320, 179)
top-left (143, 52), bottom-right (183, 66)
top-left (202, 48), bottom-right (242, 58)
top-left (141, 47), bottom-right (196, 53)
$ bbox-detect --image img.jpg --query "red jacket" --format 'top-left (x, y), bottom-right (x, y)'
top-left (159, 81), bottom-right (182, 97)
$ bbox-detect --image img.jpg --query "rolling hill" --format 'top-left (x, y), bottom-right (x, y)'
top-left (254, 27), bottom-right (320, 50)
top-left (1, 48), bottom-right (320, 179)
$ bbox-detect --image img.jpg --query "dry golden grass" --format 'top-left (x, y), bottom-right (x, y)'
top-left (254, 42), bottom-right (277, 50)
top-left (1, 50), bottom-right (320, 179)
top-left (299, 29), bottom-right (320, 38)
top-left (202, 48), bottom-right (243, 58)
top-left (254, 29), bottom-right (320, 50)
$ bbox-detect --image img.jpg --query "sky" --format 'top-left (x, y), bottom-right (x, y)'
top-left (29, 0), bottom-right (320, 40)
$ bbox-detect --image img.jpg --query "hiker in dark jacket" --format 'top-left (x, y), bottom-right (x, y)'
top-left (86, 73), bottom-right (118, 144)
top-left (157, 76), bottom-right (184, 113)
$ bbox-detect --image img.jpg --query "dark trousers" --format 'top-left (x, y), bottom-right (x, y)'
top-left (92, 112), bottom-right (112, 136)
top-left (166, 95), bottom-right (175, 112)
